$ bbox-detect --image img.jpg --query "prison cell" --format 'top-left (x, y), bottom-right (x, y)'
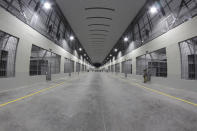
top-left (0, 30), bottom-right (18, 78)
top-left (179, 36), bottom-right (197, 80)
top-left (64, 58), bottom-right (74, 73)
top-left (122, 59), bottom-right (132, 74)
top-left (136, 48), bottom-right (167, 77)
top-left (29, 45), bottom-right (60, 76)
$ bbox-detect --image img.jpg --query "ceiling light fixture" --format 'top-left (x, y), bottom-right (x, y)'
top-left (79, 48), bottom-right (82, 51)
top-left (69, 36), bottom-right (74, 41)
top-left (124, 37), bottom-right (129, 42)
top-left (150, 6), bottom-right (158, 14)
top-left (43, 2), bottom-right (51, 10)
top-left (114, 48), bottom-right (118, 52)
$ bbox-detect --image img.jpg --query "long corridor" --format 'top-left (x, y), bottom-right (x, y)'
top-left (0, 73), bottom-right (197, 131)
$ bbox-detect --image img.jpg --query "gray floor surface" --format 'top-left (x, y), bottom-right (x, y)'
top-left (0, 72), bottom-right (197, 131)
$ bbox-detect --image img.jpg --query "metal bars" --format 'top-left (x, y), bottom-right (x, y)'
top-left (179, 37), bottom-right (197, 80)
top-left (115, 63), bottom-right (120, 73)
top-left (64, 58), bottom-right (74, 73)
top-left (122, 59), bottom-right (132, 74)
top-left (0, 30), bottom-right (18, 78)
top-left (29, 45), bottom-right (60, 76)
top-left (136, 48), bottom-right (167, 77)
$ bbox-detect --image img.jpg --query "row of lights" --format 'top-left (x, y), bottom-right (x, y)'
top-left (69, 36), bottom-right (88, 59)
top-left (43, 1), bottom-right (91, 64)
top-left (104, 4), bottom-right (158, 64)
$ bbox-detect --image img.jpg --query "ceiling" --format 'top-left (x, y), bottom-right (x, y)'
top-left (56, 0), bottom-right (146, 63)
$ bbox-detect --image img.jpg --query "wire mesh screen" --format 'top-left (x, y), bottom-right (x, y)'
top-left (136, 48), bottom-right (167, 77)
top-left (122, 60), bottom-right (132, 74)
top-left (179, 37), bottom-right (197, 80)
top-left (30, 45), bottom-right (60, 76)
top-left (64, 58), bottom-right (74, 73)
top-left (0, 30), bottom-right (18, 78)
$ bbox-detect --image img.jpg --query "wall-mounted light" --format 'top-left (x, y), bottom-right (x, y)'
top-left (43, 2), bottom-right (51, 10)
top-left (150, 6), bottom-right (158, 15)
top-left (124, 37), bottom-right (129, 42)
top-left (69, 36), bottom-right (74, 41)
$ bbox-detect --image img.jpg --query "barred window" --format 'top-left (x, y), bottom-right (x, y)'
top-left (76, 62), bottom-right (80, 72)
top-left (122, 59), bottom-right (132, 74)
top-left (64, 58), bottom-right (74, 73)
top-left (115, 63), bottom-right (120, 73)
top-left (30, 45), bottom-right (60, 76)
top-left (0, 30), bottom-right (18, 78)
top-left (179, 37), bottom-right (197, 80)
top-left (136, 48), bottom-right (167, 77)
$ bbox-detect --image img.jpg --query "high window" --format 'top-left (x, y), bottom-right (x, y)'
top-left (30, 45), bottom-right (60, 76)
top-left (179, 37), bottom-right (197, 80)
top-left (136, 48), bottom-right (167, 77)
top-left (122, 59), bottom-right (132, 74)
top-left (0, 30), bottom-right (18, 78)
top-left (64, 58), bottom-right (74, 73)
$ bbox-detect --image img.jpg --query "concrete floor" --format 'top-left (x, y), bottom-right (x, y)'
top-left (0, 72), bottom-right (197, 131)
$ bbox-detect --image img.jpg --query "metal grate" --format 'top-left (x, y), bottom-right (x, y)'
top-left (64, 58), bottom-right (74, 73)
top-left (0, 30), bottom-right (18, 78)
top-left (76, 62), bottom-right (80, 72)
top-left (122, 59), bottom-right (132, 74)
top-left (179, 37), bottom-right (197, 80)
top-left (136, 48), bottom-right (167, 77)
top-left (115, 63), bottom-right (120, 73)
top-left (29, 45), bottom-right (60, 76)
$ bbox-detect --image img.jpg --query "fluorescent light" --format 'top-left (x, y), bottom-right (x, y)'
top-left (150, 6), bottom-right (158, 14)
top-left (124, 37), bottom-right (128, 42)
top-left (69, 36), bottom-right (74, 41)
top-left (43, 2), bottom-right (51, 10)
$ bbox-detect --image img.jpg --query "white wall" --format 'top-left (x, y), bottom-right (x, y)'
top-left (102, 15), bottom-right (197, 90)
top-left (0, 7), bottom-right (92, 90)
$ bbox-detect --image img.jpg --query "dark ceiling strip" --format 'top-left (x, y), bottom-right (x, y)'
top-left (89, 29), bottom-right (109, 32)
top-left (86, 17), bottom-right (112, 20)
top-left (89, 38), bottom-right (105, 40)
top-left (88, 24), bottom-right (110, 27)
top-left (89, 41), bottom-right (105, 43)
top-left (85, 7), bottom-right (115, 11)
top-left (89, 34), bottom-right (107, 36)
